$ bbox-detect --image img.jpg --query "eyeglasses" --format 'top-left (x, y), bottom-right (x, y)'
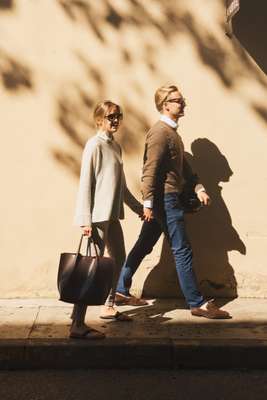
top-left (105, 113), bottom-right (123, 122)
top-left (166, 97), bottom-right (186, 105)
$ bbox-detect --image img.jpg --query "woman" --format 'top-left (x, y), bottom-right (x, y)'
top-left (70, 100), bottom-right (142, 339)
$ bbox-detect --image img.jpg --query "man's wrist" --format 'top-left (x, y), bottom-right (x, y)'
top-left (196, 188), bottom-right (206, 195)
top-left (144, 199), bottom-right (153, 208)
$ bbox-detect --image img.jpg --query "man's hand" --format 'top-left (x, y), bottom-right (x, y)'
top-left (197, 191), bottom-right (211, 206)
top-left (82, 226), bottom-right (92, 236)
top-left (143, 207), bottom-right (154, 222)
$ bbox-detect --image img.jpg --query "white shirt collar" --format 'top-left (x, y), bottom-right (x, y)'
top-left (97, 130), bottom-right (114, 143)
top-left (159, 114), bottom-right (178, 129)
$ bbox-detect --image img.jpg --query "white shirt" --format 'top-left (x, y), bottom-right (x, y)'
top-left (159, 114), bottom-right (178, 129)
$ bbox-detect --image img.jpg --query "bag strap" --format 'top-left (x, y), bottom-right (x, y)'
top-left (86, 237), bottom-right (99, 257)
top-left (76, 234), bottom-right (99, 257)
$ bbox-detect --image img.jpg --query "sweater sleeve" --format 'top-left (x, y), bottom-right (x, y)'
top-left (182, 156), bottom-right (205, 194)
top-left (122, 171), bottom-right (143, 215)
top-left (141, 129), bottom-right (167, 207)
top-left (73, 141), bottom-right (99, 227)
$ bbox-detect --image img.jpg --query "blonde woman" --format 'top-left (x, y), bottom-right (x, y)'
top-left (71, 100), bottom-right (142, 339)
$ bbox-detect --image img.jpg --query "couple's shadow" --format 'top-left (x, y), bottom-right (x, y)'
top-left (132, 138), bottom-right (246, 317)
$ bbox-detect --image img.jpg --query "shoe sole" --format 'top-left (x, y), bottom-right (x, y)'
top-left (191, 312), bottom-right (232, 319)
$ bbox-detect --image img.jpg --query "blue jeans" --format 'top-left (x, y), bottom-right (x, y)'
top-left (116, 192), bottom-right (204, 308)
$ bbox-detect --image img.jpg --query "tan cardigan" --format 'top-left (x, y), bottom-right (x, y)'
top-left (141, 120), bottom-right (204, 206)
top-left (74, 131), bottom-right (142, 227)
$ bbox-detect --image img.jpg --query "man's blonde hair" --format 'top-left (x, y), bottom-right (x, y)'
top-left (93, 100), bottom-right (122, 127)
top-left (154, 84), bottom-right (179, 112)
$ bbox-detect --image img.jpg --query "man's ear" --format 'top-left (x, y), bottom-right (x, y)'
top-left (162, 102), bottom-right (169, 112)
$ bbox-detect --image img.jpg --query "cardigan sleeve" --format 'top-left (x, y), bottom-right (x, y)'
top-left (73, 141), bottom-right (99, 227)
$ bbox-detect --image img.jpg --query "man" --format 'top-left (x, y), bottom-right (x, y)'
top-left (115, 84), bottom-right (230, 319)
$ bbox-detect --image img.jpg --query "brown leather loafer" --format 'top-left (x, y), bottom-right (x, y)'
top-left (191, 300), bottom-right (231, 319)
top-left (115, 292), bottom-right (148, 306)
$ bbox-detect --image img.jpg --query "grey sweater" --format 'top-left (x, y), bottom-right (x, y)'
top-left (74, 131), bottom-right (142, 227)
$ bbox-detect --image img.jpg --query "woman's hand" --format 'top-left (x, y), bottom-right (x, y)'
top-left (143, 207), bottom-right (154, 222)
top-left (82, 226), bottom-right (92, 236)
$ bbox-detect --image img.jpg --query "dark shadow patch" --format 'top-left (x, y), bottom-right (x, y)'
top-left (0, 49), bottom-right (33, 92)
top-left (185, 139), bottom-right (245, 299)
top-left (122, 49), bottom-right (132, 64)
top-left (0, 0), bottom-right (13, 10)
top-left (52, 149), bottom-right (81, 177)
top-left (56, 96), bottom-right (92, 148)
top-left (105, 3), bottom-right (123, 29)
top-left (76, 53), bottom-right (104, 89)
top-left (233, 0), bottom-right (267, 75)
top-left (182, 13), bottom-right (233, 88)
top-left (58, 0), bottom-right (105, 42)
top-left (252, 103), bottom-right (267, 125)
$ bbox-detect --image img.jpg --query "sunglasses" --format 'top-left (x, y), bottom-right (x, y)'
top-left (166, 97), bottom-right (186, 105)
top-left (105, 112), bottom-right (123, 122)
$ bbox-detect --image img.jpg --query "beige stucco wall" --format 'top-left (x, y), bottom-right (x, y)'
top-left (1, 0), bottom-right (267, 299)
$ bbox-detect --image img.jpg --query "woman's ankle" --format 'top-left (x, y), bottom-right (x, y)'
top-left (71, 320), bottom-right (85, 328)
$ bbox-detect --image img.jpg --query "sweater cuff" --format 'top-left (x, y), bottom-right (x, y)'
top-left (73, 214), bottom-right (92, 227)
top-left (144, 199), bottom-right (153, 208)
top-left (196, 188), bottom-right (206, 194)
top-left (195, 184), bottom-right (205, 194)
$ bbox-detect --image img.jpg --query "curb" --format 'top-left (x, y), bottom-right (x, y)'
top-left (1, 338), bottom-right (267, 370)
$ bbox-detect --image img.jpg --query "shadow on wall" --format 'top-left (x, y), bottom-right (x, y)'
top-left (52, 50), bottom-right (150, 179)
top-left (185, 139), bottom-right (246, 299)
top-left (52, 87), bottom-right (150, 179)
top-left (233, 0), bottom-right (267, 75)
top-left (0, 0), bottom-right (13, 10)
top-left (232, 0), bottom-right (267, 126)
top-left (52, 0), bottom-right (267, 180)
top-left (0, 49), bottom-right (33, 92)
top-left (143, 139), bottom-right (246, 300)
top-left (52, 85), bottom-right (95, 177)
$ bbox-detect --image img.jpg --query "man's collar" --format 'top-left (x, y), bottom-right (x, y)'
top-left (159, 114), bottom-right (178, 129)
top-left (97, 130), bottom-right (114, 143)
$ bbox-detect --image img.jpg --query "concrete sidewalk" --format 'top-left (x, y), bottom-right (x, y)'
top-left (1, 298), bottom-right (267, 369)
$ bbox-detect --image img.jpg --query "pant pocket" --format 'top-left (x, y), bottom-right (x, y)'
top-left (164, 194), bottom-right (180, 209)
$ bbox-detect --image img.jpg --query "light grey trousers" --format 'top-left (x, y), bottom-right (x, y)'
top-left (71, 220), bottom-right (126, 323)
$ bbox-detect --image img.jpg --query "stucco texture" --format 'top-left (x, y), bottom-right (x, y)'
top-left (1, 0), bottom-right (267, 299)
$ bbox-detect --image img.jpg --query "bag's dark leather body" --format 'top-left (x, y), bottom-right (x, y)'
top-left (179, 190), bottom-right (202, 213)
top-left (179, 172), bottom-right (202, 213)
top-left (57, 237), bottom-right (114, 305)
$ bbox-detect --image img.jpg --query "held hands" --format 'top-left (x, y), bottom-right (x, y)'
top-left (197, 191), bottom-right (211, 206)
top-left (143, 207), bottom-right (154, 222)
top-left (82, 226), bottom-right (92, 236)
top-left (140, 193), bottom-right (211, 222)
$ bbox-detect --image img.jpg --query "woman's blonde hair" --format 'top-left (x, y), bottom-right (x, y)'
top-left (93, 100), bottom-right (122, 127)
top-left (154, 84), bottom-right (179, 112)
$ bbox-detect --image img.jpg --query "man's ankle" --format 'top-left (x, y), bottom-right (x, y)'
top-left (116, 291), bottom-right (130, 298)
